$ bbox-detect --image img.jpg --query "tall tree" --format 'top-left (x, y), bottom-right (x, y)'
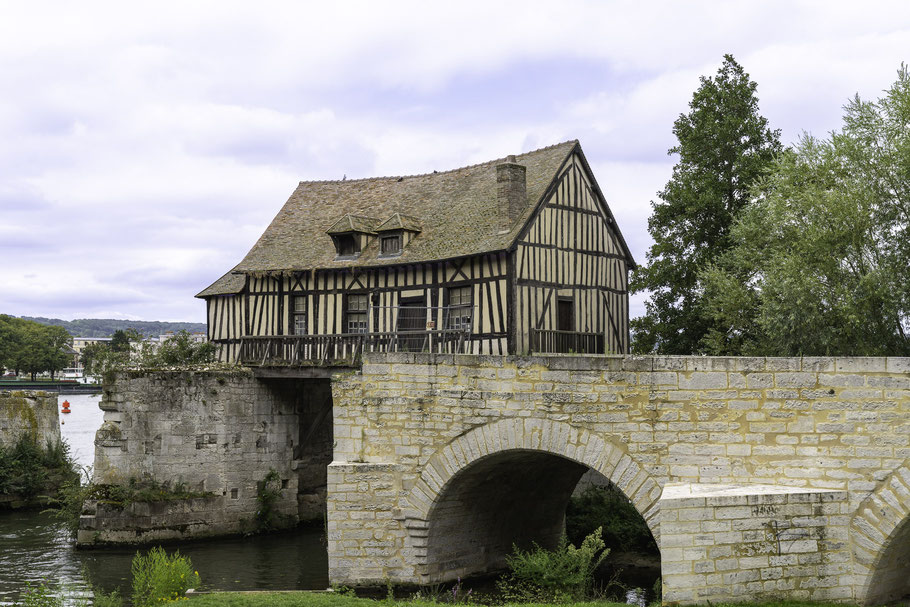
top-left (631, 55), bottom-right (781, 353)
top-left (700, 65), bottom-right (910, 356)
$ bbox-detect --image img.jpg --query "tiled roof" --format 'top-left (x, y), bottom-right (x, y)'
top-left (232, 141), bottom-right (578, 273)
top-left (326, 214), bottom-right (381, 235)
top-left (197, 268), bottom-right (246, 297)
top-left (376, 213), bottom-right (422, 233)
top-left (197, 139), bottom-right (636, 298)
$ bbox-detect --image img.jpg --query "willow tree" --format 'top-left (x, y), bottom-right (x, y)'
top-left (631, 55), bottom-right (781, 353)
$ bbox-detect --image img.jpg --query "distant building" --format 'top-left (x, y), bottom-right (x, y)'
top-left (197, 140), bottom-right (636, 364)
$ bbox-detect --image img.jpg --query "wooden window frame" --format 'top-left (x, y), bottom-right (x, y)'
top-left (380, 234), bottom-right (402, 257)
top-left (333, 234), bottom-right (360, 258)
top-left (445, 285), bottom-right (473, 331)
top-left (345, 292), bottom-right (369, 334)
top-left (291, 294), bottom-right (307, 336)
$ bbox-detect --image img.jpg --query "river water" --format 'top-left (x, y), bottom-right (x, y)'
top-left (0, 394), bottom-right (328, 604)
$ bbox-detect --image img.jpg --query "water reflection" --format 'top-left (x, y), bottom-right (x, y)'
top-left (0, 393), bottom-right (328, 604)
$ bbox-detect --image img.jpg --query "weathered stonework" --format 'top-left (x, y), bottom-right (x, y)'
top-left (660, 484), bottom-right (852, 603)
top-left (79, 370), bottom-right (331, 545)
top-left (0, 390), bottom-right (60, 447)
top-left (0, 390), bottom-right (66, 509)
top-left (327, 353), bottom-right (910, 605)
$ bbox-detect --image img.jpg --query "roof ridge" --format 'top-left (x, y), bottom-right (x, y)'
top-left (297, 139), bottom-right (579, 186)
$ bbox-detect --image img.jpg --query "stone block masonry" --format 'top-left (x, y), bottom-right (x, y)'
top-left (79, 370), bottom-right (330, 545)
top-left (0, 390), bottom-right (67, 509)
top-left (0, 390), bottom-right (61, 447)
top-left (660, 484), bottom-right (851, 603)
top-left (78, 356), bottom-right (910, 603)
top-left (327, 353), bottom-right (910, 605)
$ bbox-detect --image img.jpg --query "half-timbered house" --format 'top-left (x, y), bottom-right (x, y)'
top-left (196, 140), bottom-right (635, 364)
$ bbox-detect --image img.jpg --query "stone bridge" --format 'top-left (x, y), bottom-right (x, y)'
top-left (327, 353), bottom-right (910, 605)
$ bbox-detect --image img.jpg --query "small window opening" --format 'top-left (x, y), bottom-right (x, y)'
top-left (335, 234), bottom-right (358, 257)
top-left (381, 235), bottom-right (402, 256)
top-left (292, 295), bottom-right (307, 335)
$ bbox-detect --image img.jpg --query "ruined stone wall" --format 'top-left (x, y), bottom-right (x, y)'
top-left (0, 390), bottom-right (60, 447)
top-left (327, 353), bottom-right (910, 604)
top-left (81, 370), bottom-right (304, 544)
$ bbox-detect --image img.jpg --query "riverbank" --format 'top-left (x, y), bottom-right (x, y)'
top-left (185, 592), bottom-right (862, 607)
top-left (0, 380), bottom-right (101, 393)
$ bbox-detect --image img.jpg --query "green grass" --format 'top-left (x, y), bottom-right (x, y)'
top-left (185, 593), bottom-right (864, 607)
top-left (186, 595), bottom-right (628, 607)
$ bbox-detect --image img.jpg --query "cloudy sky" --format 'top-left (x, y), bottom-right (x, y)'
top-left (2, 1), bottom-right (908, 324)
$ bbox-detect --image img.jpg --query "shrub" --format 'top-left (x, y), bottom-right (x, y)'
top-left (46, 474), bottom-right (211, 537)
top-left (92, 589), bottom-right (123, 607)
top-left (0, 435), bottom-right (77, 500)
top-left (131, 547), bottom-right (200, 606)
top-left (498, 527), bottom-right (609, 601)
top-left (256, 468), bottom-right (283, 531)
top-left (15, 581), bottom-right (60, 607)
top-left (566, 485), bottom-right (658, 554)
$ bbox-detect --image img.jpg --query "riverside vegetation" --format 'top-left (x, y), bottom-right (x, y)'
top-left (12, 546), bottom-right (198, 607)
top-left (0, 434), bottom-right (79, 509)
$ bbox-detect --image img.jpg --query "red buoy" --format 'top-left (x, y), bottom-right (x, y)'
top-left (61, 400), bottom-right (71, 414)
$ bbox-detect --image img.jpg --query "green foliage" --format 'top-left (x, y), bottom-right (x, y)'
top-left (47, 475), bottom-right (212, 536)
top-left (565, 486), bottom-right (657, 555)
top-left (700, 65), bottom-right (910, 356)
top-left (155, 330), bottom-right (217, 365)
top-left (15, 581), bottom-right (61, 607)
top-left (256, 468), bottom-right (284, 531)
top-left (87, 330), bottom-right (218, 379)
top-left (0, 435), bottom-right (77, 500)
top-left (46, 469), bottom-right (92, 536)
top-left (631, 54), bottom-right (782, 354)
top-left (92, 589), bottom-right (124, 607)
top-left (498, 528), bottom-right (609, 602)
top-left (0, 316), bottom-right (73, 379)
top-left (131, 546), bottom-right (200, 606)
top-left (23, 316), bottom-right (206, 339)
top-left (110, 329), bottom-right (140, 353)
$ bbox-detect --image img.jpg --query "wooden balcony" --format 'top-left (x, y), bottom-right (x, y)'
top-left (529, 329), bottom-right (605, 354)
top-left (239, 329), bottom-right (472, 367)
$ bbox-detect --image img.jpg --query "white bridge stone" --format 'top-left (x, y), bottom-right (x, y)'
top-left (82, 354), bottom-right (910, 604)
top-left (327, 353), bottom-right (910, 605)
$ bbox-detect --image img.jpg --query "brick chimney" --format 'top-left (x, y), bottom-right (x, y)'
top-left (496, 155), bottom-right (527, 230)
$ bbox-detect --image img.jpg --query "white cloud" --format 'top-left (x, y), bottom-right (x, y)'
top-left (1, 1), bottom-right (909, 322)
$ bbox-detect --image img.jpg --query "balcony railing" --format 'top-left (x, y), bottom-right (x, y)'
top-left (239, 329), bottom-right (472, 366)
top-left (529, 329), bottom-right (605, 354)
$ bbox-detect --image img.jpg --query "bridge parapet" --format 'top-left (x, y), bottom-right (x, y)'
top-left (327, 353), bottom-right (910, 604)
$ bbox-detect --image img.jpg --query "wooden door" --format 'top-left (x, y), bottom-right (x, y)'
top-left (397, 297), bottom-right (426, 351)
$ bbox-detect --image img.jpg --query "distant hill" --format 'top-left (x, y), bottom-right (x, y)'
top-left (22, 317), bottom-right (207, 338)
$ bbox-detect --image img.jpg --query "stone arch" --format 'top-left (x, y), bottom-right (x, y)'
top-left (851, 464), bottom-right (910, 605)
top-left (402, 418), bottom-right (661, 582)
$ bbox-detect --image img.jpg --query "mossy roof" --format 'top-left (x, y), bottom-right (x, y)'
top-left (197, 140), bottom-right (634, 298)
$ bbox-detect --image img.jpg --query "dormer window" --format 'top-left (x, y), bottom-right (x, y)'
top-left (376, 213), bottom-right (421, 257)
top-left (327, 214), bottom-right (378, 260)
top-left (380, 234), bottom-right (402, 256)
top-left (335, 234), bottom-right (359, 257)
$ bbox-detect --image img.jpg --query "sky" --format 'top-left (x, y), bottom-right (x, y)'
top-left (2, 1), bottom-right (909, 324)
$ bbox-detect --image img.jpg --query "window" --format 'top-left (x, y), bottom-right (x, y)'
top-left (292, 295), bottom-right (307, 335)
top-left (380, 235), bottom-right (401, 256)
top-left (446, 286), bottom-right (472, 331)
top-left (334, 234), bottom-right (358, 257)
top-left (346, 293), bottom-right (369, 334)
